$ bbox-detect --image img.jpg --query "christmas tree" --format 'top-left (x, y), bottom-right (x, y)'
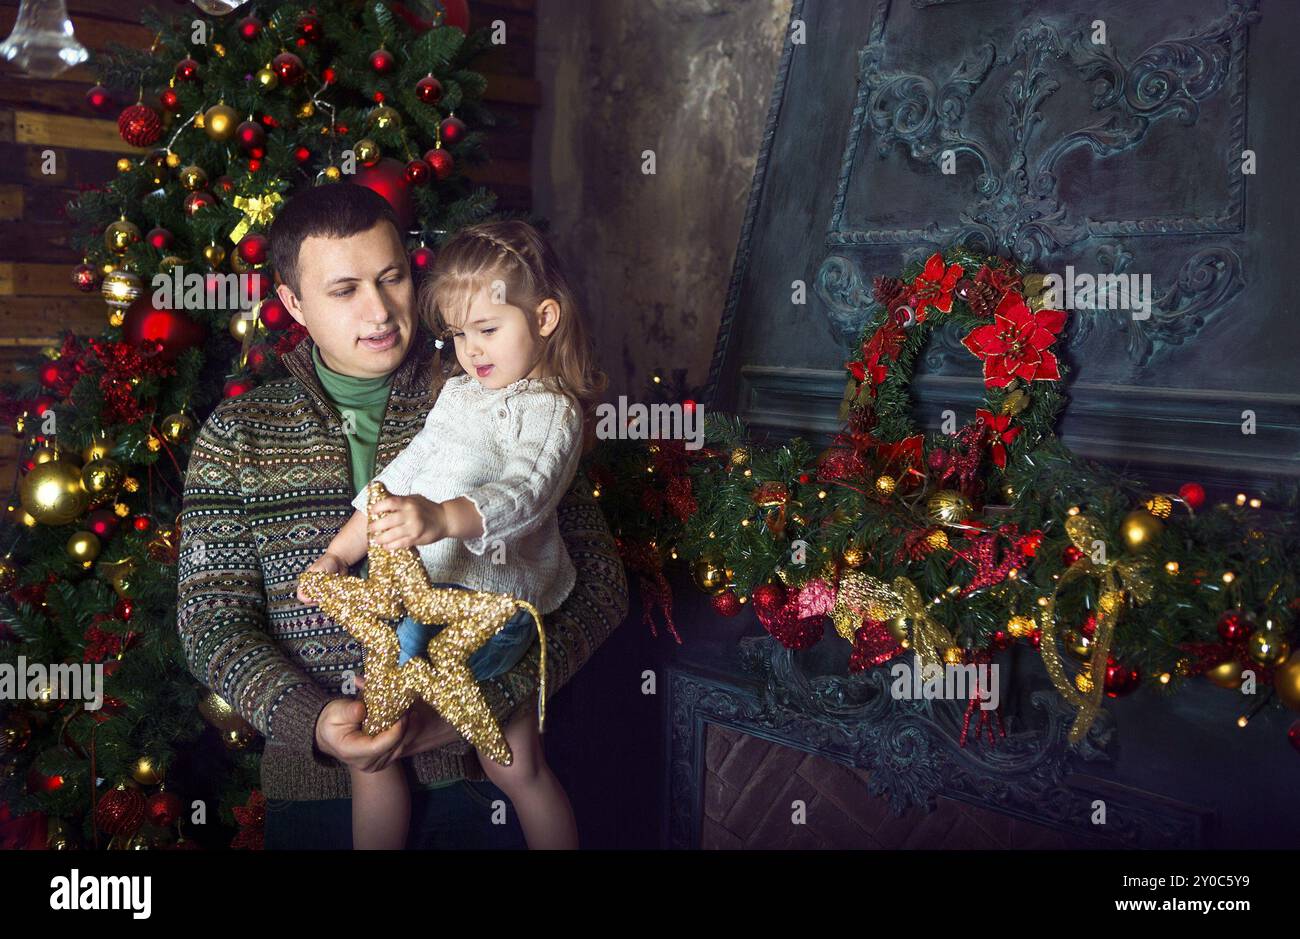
top-left (0, 0), bottom-right (506, 850)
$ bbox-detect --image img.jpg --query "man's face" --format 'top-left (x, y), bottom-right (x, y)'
top-left (276, 221), bottom-right (415, 379)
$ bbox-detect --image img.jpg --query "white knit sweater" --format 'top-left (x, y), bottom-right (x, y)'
top-left (351, 373), bottom-right (581, 613)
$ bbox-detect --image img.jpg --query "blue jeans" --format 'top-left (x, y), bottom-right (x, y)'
top-left (394, 581), bottom-right (538, 680)
top-left (263, 781), bottom-right (527, 850)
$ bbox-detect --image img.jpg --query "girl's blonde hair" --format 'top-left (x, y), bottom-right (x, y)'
top-left (420, 220), bottom-right (608, 418)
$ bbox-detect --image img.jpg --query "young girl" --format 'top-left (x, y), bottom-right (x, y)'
top-left (297, 219), bottom-right (607, 850)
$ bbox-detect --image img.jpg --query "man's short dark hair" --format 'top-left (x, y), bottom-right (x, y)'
top-left (268, 184), bottom-right (401, 297)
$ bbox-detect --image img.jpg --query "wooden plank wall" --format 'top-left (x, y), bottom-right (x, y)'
top-left (0, 0), bottom-right (538, 471)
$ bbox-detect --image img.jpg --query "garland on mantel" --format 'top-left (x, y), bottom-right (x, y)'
top-left (585, 247), bottom-right (1300, 750)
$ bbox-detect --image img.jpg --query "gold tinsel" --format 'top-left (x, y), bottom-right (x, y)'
top-left (831, 572), bottom-right (953, 667)
top-left (299, 481), bottom-right (546, 766)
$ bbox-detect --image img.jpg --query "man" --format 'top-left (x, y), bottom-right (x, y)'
top-left (176, 184), bottom-right (627, 849)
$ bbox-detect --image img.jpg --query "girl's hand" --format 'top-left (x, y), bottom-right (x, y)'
top-left (297, 553), bottom-right (349, 604)
top-left (369, 495), bottom-right (447, 550)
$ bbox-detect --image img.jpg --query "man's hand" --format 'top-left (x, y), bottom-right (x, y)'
top-left (369, 494), bottom-right (447, 550)
top-left (314, 692), bottom-right (408, 773)
top-left (296, 553), bottom-right (348, 604)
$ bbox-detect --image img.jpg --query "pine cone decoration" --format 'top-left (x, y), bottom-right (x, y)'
top-left (872, 276), bottom-right (908, 311)
top-left (967, 280), bottom-right (1000, 318)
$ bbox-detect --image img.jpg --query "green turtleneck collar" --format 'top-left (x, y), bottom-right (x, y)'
top-left (311, 343), bottom-right (394, 407)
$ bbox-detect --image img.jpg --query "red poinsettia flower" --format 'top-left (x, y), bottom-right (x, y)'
top-left (974, 262), bottom-right (1022, 298)
top-left (974, 408), bottom-right (1022, 468)
top-left (909, 252), bottom-right (963, 321)
top-left (845, 320), bottom-right (906, 386)
top-left (878, 433), bottom-right (925, 471)
top-left (961, 292), bottom-right (1067, 388)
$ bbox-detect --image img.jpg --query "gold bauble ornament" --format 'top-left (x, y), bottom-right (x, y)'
top-left (354, 138), bottom-right (381, 166)
top-left (942, 645), bottom-right (964, 665)
top-left (841, 545), bottom-right (865, 568)
top-left (104, 218), bottom-right (141, 254)
top-left (1064, 629), bottom-right (1092, 660)
top-left (1121, 509), bottom-right (1164, 552)
top-left (203, 243), bottom-right (226, 268)
top-left (107, 309), bottom-right (125, 328)
top-left (1272, 653), bottom-right (1300, 712)
top-left (230, 251), bottom-right (250, 274)
top-left (255, 66), bottom-right (278, 90)
top-left (160, 412), bottom-right (195, 445)
top-left (159, 255), bottom-right (184, 271)
top-left (115, 157), bottom-right (132, 173)
top-left (229, 311), bottom-right (253, 341)
top-left (1144, 495), bottom-right (1173, 519)
top-left (101, 269), bottom-right (142, 310)
top-left (82, 434), bottom-right (115, 463)
top-left (925, 529), bottom-right (950, 551)
top-left (32, 445), bottom-right (62, 465)
top-left (874, 475), bottom-right (896, 495)
top-left (321, 165), bottom-right (341, 181)
top-left (179, 164), bottom-right (208, 191)
top-left (366, 105), bottom-right (402, 131)
top-left (82, 457), bottom-right (124, 500)
top-left (1007, 615), bottom-right (1035, 638)
top-left (130, 755), bottom-right (163, 786)
top-left (66, 530), bottom-right (101, 564)
top-left (122, 477), bottom-right (139, 493)
top-left (885, 615), bottom-right (909, 643)
top-left (1205, 659), bottom-right (1244, 689)
top-left (164, 149), bottom-right (182, 168)
top-left (203, 103), bottom-right (238, 141)
top-left (729, 447), bottom-right (749, 466)
top-left (692, 557), bottom-right (729, 595)
top-left (297, 100), bottom-right (316, 119)
top-left (1247, 630), bottom-right (1290, 667)
top-left (20, 458), bottom-right (88, 525)
top-left (926, 489), bottom-right (971, 526)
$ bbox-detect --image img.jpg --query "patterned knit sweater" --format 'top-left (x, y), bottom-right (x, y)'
top-left (176, 329), bottom-right (629, 800)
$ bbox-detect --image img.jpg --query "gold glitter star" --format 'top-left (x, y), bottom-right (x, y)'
top-left (299, 481), bottom-right (546, 766)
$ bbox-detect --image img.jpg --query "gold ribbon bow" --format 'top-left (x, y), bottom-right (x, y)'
top-left (833, 572), bottom-right (955, 669)
top-left (1037, 514), bottom-right (1153, 744)
top-left (229, 191), bottom-right (284, 243)
top-left (299, 481), bottom-right (546, 766)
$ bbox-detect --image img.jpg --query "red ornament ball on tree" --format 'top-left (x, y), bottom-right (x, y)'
top-left (322, 66), bottom-right (336, 84)
top-left (1104, 661), bottom-right (1140, 698)
top-left (146, 227), bottom-right (173, 250)
top-left (1178, 482), bottom-right (1206, 511)
top-left (1217, 610), bottom-right (1252, 641)
top-left (238, 233), bottom-right (269, 266)
top-left (751, 583), bottom-right (786, 616)
top-left (236, 14), bottom-right (261, 41)
top-left (184, 190), bottom-right (216, 216)
top-left (439, 115), bottom-right (467, 145)
top-left (369, 48), bottom-right (396, 74)
top-left (122, 298), bottom-right (206, 364)
top-left (710, 589), bottom-right (742, 617)
top-left (246, 343), bottom-right (271, 373)
top-left (72, 263), bottom-right (99, 292)
top-left (86, 509), bottom-right (119, 540)
top-left (258, 296), bottom-right (293, 330)
top-left (114, 597), bottom-right (133, 621)
top-left (175, 57), bottom-right (199, 81)
top-left (272, 51), bottom-right (305, 85)
top-left (294, 145), bottom-right (312, 164)
top-left (147, 791), bottom-right (183, 827)
top-left (423, 147), bottom-right (454, 180)
top-left (95, 784), bottom-right (145, 836)
top-left (235, 119), bottom-right (265, 153)
top-left (352, 159), bottom-right (414, 229)
top-left (118, 104), bottom-right (163, 147)
top-left (159, 88), bottom-right (179, 111)
top-left (86, 85), bottom-right (112, 111)
top-left (224, 376), bottom-right (257, 398)
top-left (404, 159), bottom-right (430, 185)
top-left (133, 516), bottom-right (151, 532)
top-left (1063, 544), bottom-right (1084, 566)
top-left (416, 75), bottom-right (443, 104)
top-left (410, 246), bottom-right (436, 273)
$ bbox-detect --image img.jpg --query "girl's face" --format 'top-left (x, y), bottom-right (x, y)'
top-left (447, 284), bottom-right (560, 389)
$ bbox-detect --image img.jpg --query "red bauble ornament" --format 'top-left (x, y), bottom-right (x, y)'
top-left (114, 597), bottom-right (133, 621)
top-left (297, 12), bottom-right (323, 41)
top-left (258, 296), bottom-right (293, 330)
top-left (184, 190), bottom-right (216, 216)
top-left (238, 233), bottom-right (269, 266)
top-left (294, 145), bottom-right (312, 164)
top-left (72, 263), bottom-right (99, 292)
top-left (322, 66), bottom-right (336, 84)
top-left (133, 516), bottom-right (151, 533)
top-left (247, 271), bottom-right (272, 298)
top-left (121, 298), bottom-right (206, 364)
top-left (38, 360), bottom-right (71, 391)
top-left (94, 784), bottom-right (145, 836)
top-left (271, 52), bottom-right (305, 85)
top-left (1062, 544), bottom-right (1084, 566)
top-left (1179, 482), bottom-right (1206, 511)
top-left (146, 227), bottom-right (173, 250)
top-left (146, 791), bottom-right (183, 827)
top-left (86, 509), bottom-right (119, 540)
top-left (352, 158), bottom-right (414, 229)
top-left (710, 589), bottom-right (742, 617)
top-left (159, 88), bottom-right (179, 111)
top-left (1104, 660), bottom-right (1140, 698)
top-left (212, 175), bottom-right (235, 198)
top-left (991, 630), bottom-right (1012, 651)
top-left (248, 157), bottom-right (262, 172)
top-left (175, 58), bottom-right (199, 82)
top-left (236, 14), bottom-right (261, 41)
top-left (439, 115), bottom-right (467, 145)
top-left (423, 147), bottom-right (454, 179)
top-left (751, 583), bottom-right (786, 616)
top-left (118, 104), bottom-right (163, 147)
top-left (246, 343), bottom-right (271, 373)
top-left (404, 159), bottom-right (430, 185)
top-left (86, 85), bottom-right (112, 111)
top-left (235, 119), bottom-right (265, 153)
top-left (373, 91), bottom-right (386, 104)
top-left (1217, 610), bottom-right (1252, 641)
top-left (416, 75), bottom-right (443, 104)
top-left (369, 48), bottom-right (396, 73)
top-left (410, 246), bottom-right (436, 273)
top-left (224, 376), bottom-right (257, 398)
